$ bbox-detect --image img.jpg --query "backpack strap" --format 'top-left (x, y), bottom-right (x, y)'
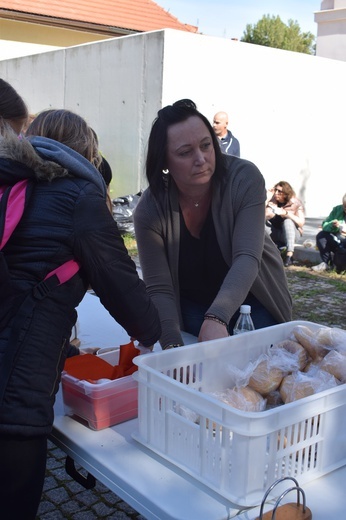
top-left (0, 271), bottom-right (79, 404)
top-left (44, 259), bottom-right (81, 285)
top-left (0, 179), bottom-right (28, 249)
top-left (0, 259), bottom-right (82, 405)
top-left (1, 180), bottom-right (80, 281)
top-left (30, 260), bottom-right (81, 300)
top-left (0, 180), bottom-right (81, 404)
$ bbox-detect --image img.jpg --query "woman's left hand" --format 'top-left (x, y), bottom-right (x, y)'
top-left (198, 319), bottom-right (229, 343)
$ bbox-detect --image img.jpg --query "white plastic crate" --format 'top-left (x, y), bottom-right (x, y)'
top-left (133, 321), bottom-right (346, 507)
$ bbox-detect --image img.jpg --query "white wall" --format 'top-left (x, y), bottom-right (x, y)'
top-left (161, 30), bottom-right (346, 218)
top-left (1, 29), bottom-right (345, 217)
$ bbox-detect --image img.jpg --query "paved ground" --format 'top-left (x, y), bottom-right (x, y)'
top-left (36, 216), bottom-right (345, 520)
top-left (37, 441), bottom-right (146, 520)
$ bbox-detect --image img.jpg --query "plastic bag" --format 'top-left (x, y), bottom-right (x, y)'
top-left (320, 349), bottom-right (346, 383)
top-left (291, 324), bottom-right (346, 359)
top-left (112, 191), bottom-right (142, 235)
top-left (280, 368), bottom-right (339, 404)
top-left (247, 349), bottom-right (301, 396)
top-left (210, 386), bottom-right (266, 412)
top-left (270, 339), bottom-right (309, 370)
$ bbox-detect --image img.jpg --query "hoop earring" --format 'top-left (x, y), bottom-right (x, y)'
top-left (162, 169), bottom-right (169, 175)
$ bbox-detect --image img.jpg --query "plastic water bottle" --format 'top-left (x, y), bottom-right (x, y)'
top-left (233, 305), bottom-right (255, 335)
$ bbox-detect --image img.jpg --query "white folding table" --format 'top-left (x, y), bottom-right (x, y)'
top-left (52, 291), bottom-right (240, 519)
top-left (52, 408), bottom-right (243, 520)
top-left (51, 292), bottom-right (346, 520)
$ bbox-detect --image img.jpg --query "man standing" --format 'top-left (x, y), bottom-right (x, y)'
top-left (212, 111), bottom-right (240, 157)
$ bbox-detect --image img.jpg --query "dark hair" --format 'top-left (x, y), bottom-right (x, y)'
top-left (26, 109), bottom-right (101, 167)
top-left (0, 78), bottom-right (28, 125)
top-left (99, 156), bottom-right (113, 186)
top-left (275, 181), bottom-right (295, 203)
top-left (146, 99), bottom-right (224, 198)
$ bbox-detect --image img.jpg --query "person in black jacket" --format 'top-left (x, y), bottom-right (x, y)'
top-left (0, 100), bottom-right (161, 519)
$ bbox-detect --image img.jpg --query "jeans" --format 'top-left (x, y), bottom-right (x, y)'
top-left (315, 230), bottom-right (346, 264)
top-left (0, 434), bottom-right (47, 520)
top-left (180, 293), bottom-right (278, 337)
top-left (267, 219), bottom-right (299, 253)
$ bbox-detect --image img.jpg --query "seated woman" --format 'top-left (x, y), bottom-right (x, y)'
top-left (133, 99), bottom-right (292, 349)
top-left (265, 181), bottom-right (305, 267)
top-left (312, 193), bottom-right (346, 272)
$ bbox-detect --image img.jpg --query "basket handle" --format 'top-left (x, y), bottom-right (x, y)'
top-left (258, 477), bottom-right (300, 518)
top-left (270, 485), bottom-right (308, 520)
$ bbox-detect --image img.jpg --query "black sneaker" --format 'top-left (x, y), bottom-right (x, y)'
top-left (284, 256), bottom-right (293, 267)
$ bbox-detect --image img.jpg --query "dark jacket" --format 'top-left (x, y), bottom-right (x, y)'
top-left (219, 130), bottom-right (240, 157)
top-left (0, 134), bottom-right (161, 437)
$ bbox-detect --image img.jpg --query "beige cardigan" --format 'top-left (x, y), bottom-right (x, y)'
top-left (134, 155), bottom-right (292, 348)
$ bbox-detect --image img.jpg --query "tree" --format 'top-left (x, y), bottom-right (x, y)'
top-left (241, 15), bottom-right (315, 55)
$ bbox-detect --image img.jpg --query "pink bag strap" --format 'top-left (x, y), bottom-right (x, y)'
top-left (1, 179), bottom-right (81, 284)
top-left (0, 179), bottom-right (28, 250)
top-left (44, 259), bottom-right (81, 285)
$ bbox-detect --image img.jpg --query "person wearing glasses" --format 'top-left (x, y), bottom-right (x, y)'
top-left (133, 99), bottom-right (292, 349)
top-left (265, 181), bottom-right (305, 267)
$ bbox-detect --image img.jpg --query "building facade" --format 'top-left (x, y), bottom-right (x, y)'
top-left (315, 0), bottom-right (346, 61)
top-left (0, 0), bottom-right (197, 59)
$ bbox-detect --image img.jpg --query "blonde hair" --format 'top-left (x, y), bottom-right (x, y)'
top-left (26, 109), bottom-right (101, 168)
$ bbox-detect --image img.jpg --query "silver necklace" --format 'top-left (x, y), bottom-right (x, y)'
top-left (182, 189), bottom-right (210, 208)
top-left (192, 199), bottom-right (202, 207)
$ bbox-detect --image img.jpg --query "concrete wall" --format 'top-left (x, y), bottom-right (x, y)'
top-left (1, 29), bottom-right (345, 217)
top-left (0, 31), bottom-right (164, 196)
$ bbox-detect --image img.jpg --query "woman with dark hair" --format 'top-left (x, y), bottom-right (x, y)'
top-left (134, 99), bottom-right (292, 349)
top-left (0, 103), bottom-right (161, 519)
top-left (265, 181), bottom-right (305, 267)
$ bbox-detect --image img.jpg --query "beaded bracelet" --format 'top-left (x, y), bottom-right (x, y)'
top-left (204, 314), bottom-right (228, 329)
top-left (163, 343), bottom-right (182, 350)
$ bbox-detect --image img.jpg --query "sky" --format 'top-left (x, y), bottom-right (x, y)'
top-left (156, 0), bottom-right (321, 40)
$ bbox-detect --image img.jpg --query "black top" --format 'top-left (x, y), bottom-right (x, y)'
top-left (178, 208), bottom-right (229, 305)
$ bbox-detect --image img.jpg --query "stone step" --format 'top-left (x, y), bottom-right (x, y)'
top-left (293, 243), bottom-right (320, 264)
top-left (293, 217), bottom-right (322, 264)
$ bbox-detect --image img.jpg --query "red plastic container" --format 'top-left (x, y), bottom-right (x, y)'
top-left (61, 349), bottom-right (138, 430)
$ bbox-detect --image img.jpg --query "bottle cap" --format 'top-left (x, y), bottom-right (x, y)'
top-left (240, 305), bottom-right (251, 314)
